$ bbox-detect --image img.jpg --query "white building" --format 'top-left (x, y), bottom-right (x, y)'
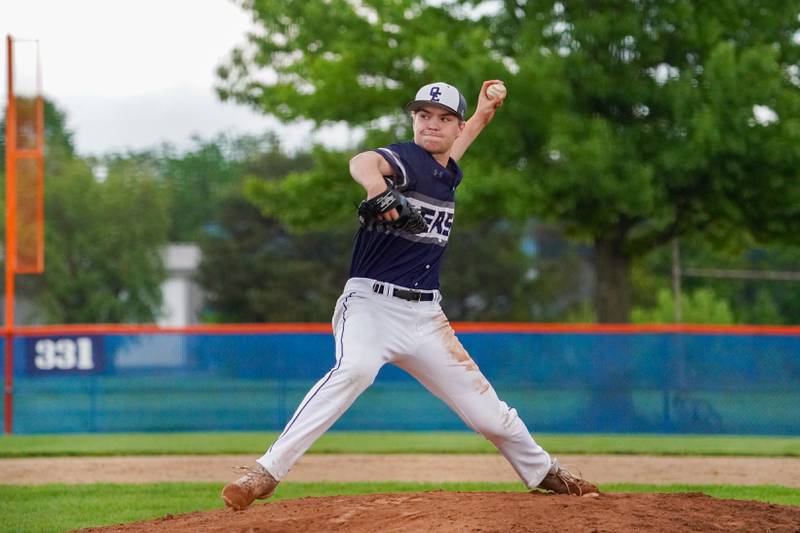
top-left (159, 243), bottom-right (204, 327)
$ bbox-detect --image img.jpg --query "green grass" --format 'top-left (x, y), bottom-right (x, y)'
top-left (605, 483), bottom-right (800, 506)
top-left (2, 431), bottom-right (800, 457)
top-left (1, 482), bottom-right (798, 533)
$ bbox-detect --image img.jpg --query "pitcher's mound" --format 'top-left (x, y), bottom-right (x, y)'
top-left (84, 491), bottom-right (800, 532)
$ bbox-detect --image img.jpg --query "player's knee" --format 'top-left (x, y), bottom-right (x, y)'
top-left (475, 420), bottom-right (508, 440)
top-left (473, 407), bottom-right (518, 440)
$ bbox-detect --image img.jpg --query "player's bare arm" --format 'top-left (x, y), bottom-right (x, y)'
top-left (349, 151), bottom-right (399, 221)
top-left (451, 79), bottom-right (507, 162)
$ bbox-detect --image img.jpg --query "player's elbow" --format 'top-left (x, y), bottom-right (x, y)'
top-left (349, 152), bottom-right (387, 190)
top-left (348, 152), bottom-right (375, 174)
top-left (348, 153), bottom-right (363, 181)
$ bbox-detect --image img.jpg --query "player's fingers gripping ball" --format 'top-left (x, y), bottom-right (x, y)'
top-left (358, 186), bottom-right (428, 234)
top-left (486, 82), bottom-right (507, 105)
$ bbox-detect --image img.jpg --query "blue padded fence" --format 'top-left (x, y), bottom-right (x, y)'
top-left (4, 326), bottom-right (800, 435)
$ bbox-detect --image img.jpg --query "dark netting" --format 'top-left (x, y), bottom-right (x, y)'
top-left (6, 330), bottom-right (800, 434)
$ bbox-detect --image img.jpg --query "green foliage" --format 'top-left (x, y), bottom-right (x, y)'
top-left (744, 288), bottom-right (783, 325)
top-left (220, 0), bottom-right (800, 322)
top-left (218, 0), bottom-right (498, 125)
top-left (198, 198), bottom-right (352, 322)
top-left (631, 288), bottom-right (735, 324)
top-left (196, 141), bottom-right (348, 322)
top-left (441, 221), bottom-right (591, 321)
top-left (2, 100), bottom-right (169, 324)
top-left (707, 244), bottom-right (800, 325)
top-left (633, 235), bottom-right (800, 324)
top-left (106, 133), bottom-right (307, 242)
top-left (0, 99), bottom-right (76, 171)
top-left (166, 141), bottom-right (238, 241)
top-left (441, 221), bottom-right (536, 320)
top-left (24, 156), bottom-right (169, 323)
top-left (147, 140), bottom-right (242, 242)
top-left (243, 147), bottom-right (360, 232)
top-left (41, 99), bottom-right (78, 163)
top-left (538, 7), bottom-right (800, 246)
top-left (563, 301), bottom-right (597, 324)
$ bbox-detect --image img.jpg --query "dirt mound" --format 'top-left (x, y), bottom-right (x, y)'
top-left (81, 491), bottom-right (800, 532)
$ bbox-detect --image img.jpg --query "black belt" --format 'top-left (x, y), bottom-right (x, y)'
top-left (372, 283), bottom-right (435, 301)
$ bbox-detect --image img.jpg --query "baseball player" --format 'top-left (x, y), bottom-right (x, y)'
top-left (222, 80), bottom-right (599, 510)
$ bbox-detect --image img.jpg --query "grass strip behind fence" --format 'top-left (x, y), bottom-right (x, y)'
top-left (2, 432), bottom-right (800, 457)
top-left (1, 482), bottom-right (798, 533)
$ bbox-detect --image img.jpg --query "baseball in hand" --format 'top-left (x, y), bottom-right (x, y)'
top-left (486, 82), bottom-right (507, 100)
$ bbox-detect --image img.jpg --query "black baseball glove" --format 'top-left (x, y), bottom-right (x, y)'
top-left (357, 186), bottom-right (428, 234)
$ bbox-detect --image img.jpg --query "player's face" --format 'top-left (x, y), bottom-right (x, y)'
top-left (412, 106), bottom-right (465, 156)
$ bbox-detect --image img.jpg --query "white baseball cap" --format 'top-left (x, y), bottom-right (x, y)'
top-left (406, 82), bottom-right (467, 120)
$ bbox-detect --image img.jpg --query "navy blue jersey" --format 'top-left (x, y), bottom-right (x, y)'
top-left (348, 141), bottom-right (463, 290)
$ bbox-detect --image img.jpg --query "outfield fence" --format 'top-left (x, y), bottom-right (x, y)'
top-left (3, 323), bottom-right (799, 435)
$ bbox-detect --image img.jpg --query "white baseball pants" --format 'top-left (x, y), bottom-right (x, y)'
top-left (258, 277), bottom-right (552, 488)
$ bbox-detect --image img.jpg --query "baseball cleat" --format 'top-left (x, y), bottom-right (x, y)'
top-left (536, 459), bottom-right (599, 496)
top-left (221, 464), bottom-right (279, 510)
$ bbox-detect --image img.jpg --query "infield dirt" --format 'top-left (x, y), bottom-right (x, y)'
top-left (80, 491), bottom-right (800, 532)
top-left (3, 453), bottom-right (800, 486)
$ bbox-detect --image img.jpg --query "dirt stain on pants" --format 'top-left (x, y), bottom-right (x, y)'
top-left (440, 319), bottom-right (491, 395)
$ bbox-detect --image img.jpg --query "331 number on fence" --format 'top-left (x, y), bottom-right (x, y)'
top-left (25, 336), bottom-right (105, 375)
top-left (34, 338), bottom-right (94, 370)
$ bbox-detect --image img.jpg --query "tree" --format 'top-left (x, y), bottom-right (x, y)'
top-left (195, 139), bottom-right (341, 322)
top-left (3, 99), bottom-right (170, 324)
top-left (0, 98), bottom-right (76, 170)
top-left (218, 0), bottom-right (800, 322)
top-left (25, 155), bottom-right (169, 323)
top-left (441, 221), bottom-right (592, 321)
top-left (633, 233), bottom-right (800, 324)
top-left (631, 287), bottom-right (735, 324)
top-left (198, 196), bottom-right (352, 322)
top-left (104, 135), bottom-right (254, 242)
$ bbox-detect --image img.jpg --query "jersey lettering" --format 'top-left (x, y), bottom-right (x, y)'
top-left (442, 212), bottom-right (454, 236)
top-left (407, 198), bottom-right (454, 243)
top-left (431, 211), bottom-right (447, 235)
top-left (420, 206), bottom-right (436, 226)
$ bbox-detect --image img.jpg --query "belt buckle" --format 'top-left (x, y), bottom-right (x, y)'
top-left (392, 287), bottom-right (416, 301)
top-left (375, 283), bottom-right (431, 302)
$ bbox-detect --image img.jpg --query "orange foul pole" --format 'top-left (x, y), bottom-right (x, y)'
top-left (4, 36), bottom-right (46, 433)
top-left (4, 35), bottom-right (18, 435)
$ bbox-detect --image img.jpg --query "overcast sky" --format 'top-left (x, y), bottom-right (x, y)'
top-left (1, 0), bottom-right (350, 155)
